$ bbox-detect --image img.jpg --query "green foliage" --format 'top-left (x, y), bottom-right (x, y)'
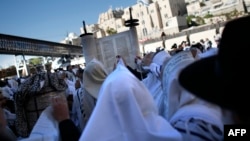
top-left (196, 16), bottom-right (205, 25)
top-left (106, 27), bottom-right (117, 35)
top-left (186, 15), bottom-right (196, 25)
top-left (204, 13), bottom-right (214, 19)
top-left (28, 57), bottom-right (43, 66)
top-left (231, 9), bottom-right (239, 17)
top-left (225, 13), bottom-right (231, 20)
top-left (216, 9), bottom-right (242, 21)
top-left (186, 15), bottom-right (205, 27)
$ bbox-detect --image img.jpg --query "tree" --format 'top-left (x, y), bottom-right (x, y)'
top-left (28, 57), bottom-right (43, 66)
top-left (231, 9), bottom-right (239, 17)
top-left (196, 16), bottom-right (205, 25)
top-left (204, 12), bottom-right (214, 19)
top-left (225, 13), bottom-right (232, 20)
top-left (106, 27), bottom-right (117, 35)
top-left (0, 65), bottom-right (17, 78)
top-left (186, 15), bottom-right (205, 27)
top-left (186, 15), bottom-right (196, 26)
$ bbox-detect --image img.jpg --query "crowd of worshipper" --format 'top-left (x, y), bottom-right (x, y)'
top-left (1, 15), bottom-right (250, 141)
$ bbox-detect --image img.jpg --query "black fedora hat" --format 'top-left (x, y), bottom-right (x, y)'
top-left (178, 16), bottom-right (250, 114)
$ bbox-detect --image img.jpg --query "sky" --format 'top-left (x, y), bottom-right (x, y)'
top-left (0, 0), bottom-right (137, 68)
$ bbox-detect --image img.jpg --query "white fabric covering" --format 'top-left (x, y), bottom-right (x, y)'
top-left (79, 64), bottom-right (182, 141)
top-left (142, 50), bottom-right (171, 119)
top-left (161, 51), bottom-right (224, 138)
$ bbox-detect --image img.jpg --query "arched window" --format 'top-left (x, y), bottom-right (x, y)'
top-left (165, 22), bottom-right (169, 27)
top-left (141, 20), bottom-right (145, 25)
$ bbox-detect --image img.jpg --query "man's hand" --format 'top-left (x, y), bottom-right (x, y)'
top-left (51, 95), bottom-right (70, 122)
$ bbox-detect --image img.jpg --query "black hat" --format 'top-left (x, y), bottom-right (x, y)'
top-left (171, 43), bottom-right (177, 49)
top-left (178, 16), bottom-right (250, 114)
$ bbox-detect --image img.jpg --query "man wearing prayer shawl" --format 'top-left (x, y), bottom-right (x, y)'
top-left (72, 58), bottom-right (108, 132)
top-left (7, 78), bottom-right (19, 95)
top-left (161, 50), bottom-right (224, 141)
top-left (79, 62), bottom-right (182, 141)
top-left (114, 55), bottom-right (147, 80)
top-left (142, 49), bottom-right (171, 119)
top-left (179, 15), bottom-right (250, 125)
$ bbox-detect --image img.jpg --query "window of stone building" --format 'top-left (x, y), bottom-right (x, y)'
top-left (165, 22), bottom-right (169, 27)
top-left (142, 28), bottom-right (148, 36)
top-left (141, 20), bottom-right (145, 25)
top-left (140, 11), bottom-right (144, 16)
top-left (164, 14), bottom-right (168, 18)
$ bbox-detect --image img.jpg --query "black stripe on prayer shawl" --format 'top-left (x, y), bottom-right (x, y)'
top-left (174, 127), bottom-right (214, 141)
top-left (172, 117), bottom-right (223, 141)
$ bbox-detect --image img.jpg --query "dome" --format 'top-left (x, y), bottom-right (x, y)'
top-left (68, 32), bottom-right (78, 39)
top-left (65, 37), bottom-right (69, 40)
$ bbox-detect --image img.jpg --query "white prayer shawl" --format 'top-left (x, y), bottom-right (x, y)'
top-left (65, 83), bottom-right (76, 97)
top-left (198, 48), bottom-right (218, 59)
top-left (20, 106), bottom-right (60, 141)
top-left (169, 90), bottom-right (224, 131)
top-left (0, 86), bottom-right (13, 99)
top-left (142, 50), bottom-right (171, 119)
top-left (72, 68), bottom-right (79, 76)
top-left (74, 77), bottom-right (84, 89)
top-left (71, 88), bottom-right (81, 128)
top-left (183, 46), bottom-right (190, 51)
top-left (64, 78), bottom-right (76, 96)
top-left (142, 73), bottom-right (166, 118)
top-left (71, 87), bottom-right (96, 132)
top-left (64, 78), bottom-right (75, 87)
top-left (117, 58), bottom-right (126, 66)
top-left (65, 71), bottom-right (76, 82)
top-left (161, 51), bottom-right (223, 130)
top-left (152, 50), bottom-right (171, 66)
top-left (150, 51), bottom-right (171, 78)
top-left (79, 64), bottom-right (182, 141)
top-left (162, 51), bottom-right (195, 121)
